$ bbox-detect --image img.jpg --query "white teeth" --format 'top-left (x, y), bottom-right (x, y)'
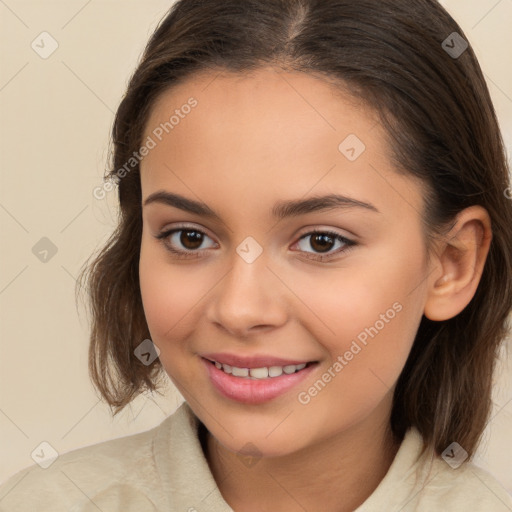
top-left (214, 361), bottom-right (309, 379)
top-left (249, 367), bottom-right (268, 379)
top-left (268, 366), bottom-right (283, 377)
top-left (231, 366), bottom-right (249, 377)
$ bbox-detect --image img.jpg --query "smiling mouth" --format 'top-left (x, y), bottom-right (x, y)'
top-left (204, 358), bottom-right (316, 380)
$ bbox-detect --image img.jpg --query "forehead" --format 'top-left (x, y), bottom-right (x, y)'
top-left (140, 66), bottom-right (424, 223)
top-left (144, 66), bottom-right (377, 148)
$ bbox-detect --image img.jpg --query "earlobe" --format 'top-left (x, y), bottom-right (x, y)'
top-left (423, 206), bottom-right (492, 322)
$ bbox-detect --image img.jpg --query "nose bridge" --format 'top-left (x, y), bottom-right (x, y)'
top-left (206, 242), bottom-right (286, 335)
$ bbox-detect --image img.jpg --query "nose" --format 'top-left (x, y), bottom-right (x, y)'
top-left (205, 247), bottom-right (288, 338)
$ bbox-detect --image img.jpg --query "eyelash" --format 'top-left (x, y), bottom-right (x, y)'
top-left (155, 225), bottom-right (357, 262)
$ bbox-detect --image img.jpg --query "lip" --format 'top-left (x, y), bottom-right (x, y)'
top-left (202, 357), bottom-right (318, 405)
top-left (201, 352), bottom-right (314, 369)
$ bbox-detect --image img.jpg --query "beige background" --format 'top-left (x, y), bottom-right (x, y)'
top-left (1, 0), bottom-right (511, 496)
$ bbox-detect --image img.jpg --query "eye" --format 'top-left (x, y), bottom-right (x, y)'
top-left (155, 225), bottom-right (217, 258)
top-left (155, 225), bottom-right (357, 262)
top-left (292, 229), bottom-right (357, 261)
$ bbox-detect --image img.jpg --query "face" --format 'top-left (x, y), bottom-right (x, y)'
top-left (138, 66), bottom-right (432, 457)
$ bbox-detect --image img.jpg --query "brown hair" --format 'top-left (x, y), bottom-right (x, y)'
top-left (77, 0), bottom-right (512, 459)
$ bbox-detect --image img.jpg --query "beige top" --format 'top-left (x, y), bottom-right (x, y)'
top-left (0, 401), bottom-right (511, 511)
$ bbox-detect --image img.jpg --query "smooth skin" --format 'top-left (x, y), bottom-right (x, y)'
top-left (138, 67), bottom-right (492, 512)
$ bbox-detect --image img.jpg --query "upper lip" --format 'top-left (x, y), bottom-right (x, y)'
top-left (201, 352), bottom-right (315, 369)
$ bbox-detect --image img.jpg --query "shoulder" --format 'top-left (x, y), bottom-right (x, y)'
top-left (420, 455), bottom-right (512, 511)
top-left (0, 412), bottom-right (176, 512)
top-left (359, 428), bottom-right (512, 512)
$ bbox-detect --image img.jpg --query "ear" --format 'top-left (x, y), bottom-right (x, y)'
top-left (423, 206), bottom-right (492, 321)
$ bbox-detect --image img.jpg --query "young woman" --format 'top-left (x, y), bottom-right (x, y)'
top-left (1, 0), bottom-right (511, 510)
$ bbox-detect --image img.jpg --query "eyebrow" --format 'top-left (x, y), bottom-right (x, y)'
top-left (143, 191), bottom-right (380, 220)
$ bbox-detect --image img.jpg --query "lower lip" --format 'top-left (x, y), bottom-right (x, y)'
top-left (202, 358), bottom-right (317, 405)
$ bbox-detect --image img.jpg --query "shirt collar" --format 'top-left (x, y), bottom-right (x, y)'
top-left (155, 401), bottom-right (430, 512)
top-left (154, 401), bottom-right (234, 511)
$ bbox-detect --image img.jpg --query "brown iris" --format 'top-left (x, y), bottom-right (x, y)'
top-left (309, 233), bottom-right (334, 253)
top-left (180, 230), bottom-right (204, 250)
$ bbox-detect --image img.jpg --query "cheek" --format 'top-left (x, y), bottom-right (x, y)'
top-left (139, 240), bottom-right (202, 346)
top-left (297, 237), bottom-right (426, 386)
top-left (291, 267), bottom-right (423, 436)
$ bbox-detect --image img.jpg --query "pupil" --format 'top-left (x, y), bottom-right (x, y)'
top-left (181, 230), bottom-right (203, 249)
top-left (311, 233), bottom-right (333, 253)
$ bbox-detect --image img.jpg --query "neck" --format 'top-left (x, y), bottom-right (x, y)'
top-left (203, 397), bottom-right (401, 512)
